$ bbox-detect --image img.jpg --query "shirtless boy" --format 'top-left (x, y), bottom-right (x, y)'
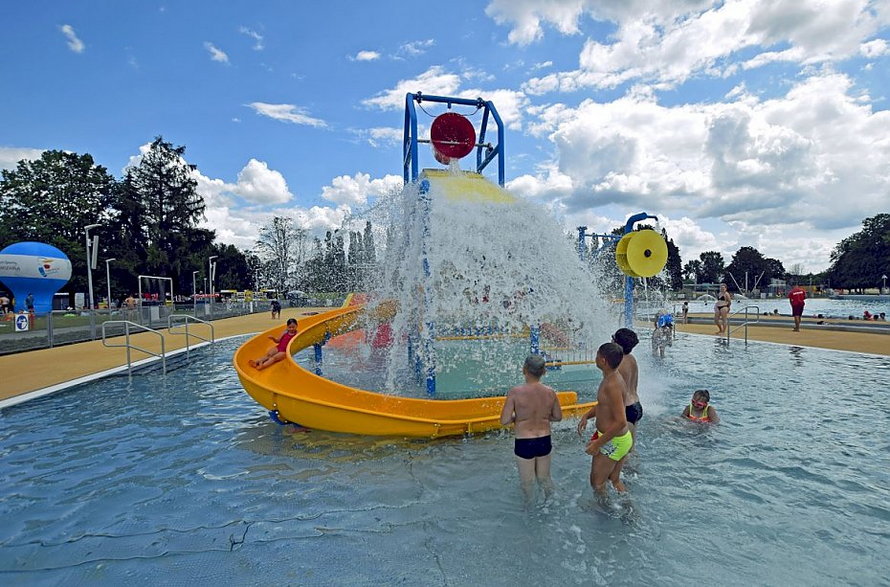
top-left (499, 354), bottom-right (563, 501)
top-left (578, 343), bottom-right (632, 493)
top-left (249, 318), bottom-right (298, 370)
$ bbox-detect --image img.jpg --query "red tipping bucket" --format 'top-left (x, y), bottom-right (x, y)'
top-left (430, 112), bottom-right (476, 164)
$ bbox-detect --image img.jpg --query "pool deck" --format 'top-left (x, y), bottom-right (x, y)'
top-left (1, 308), bottom-right (887, 407)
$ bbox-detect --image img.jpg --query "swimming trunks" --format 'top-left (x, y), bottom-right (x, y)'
top-left (625, 401), bottom-right (643, 424)
top-left (791, 304), bottom-right (804, 317)
top-left (591, 429), bottom-right (633, 461)
top-left (514, 435), bottom-right (552, 459)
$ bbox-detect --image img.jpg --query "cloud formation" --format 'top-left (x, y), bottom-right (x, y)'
top-left (353, 50), bottom-right (380, 61)
top-left (321, 173), bottom-right (403, 206)
top-left (204, 42), bottom-right (229, 63)
top-left (246, 102), bottom-right (327, 127)
top-left (239, 26), bottom-right (264, 50)
top-left (59, 24), bottom-right (85, 53)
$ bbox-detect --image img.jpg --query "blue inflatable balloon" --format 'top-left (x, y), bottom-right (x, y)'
top-left (0, 242), bottom-right (72, 315)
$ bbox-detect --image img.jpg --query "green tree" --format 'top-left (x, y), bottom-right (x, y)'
top-left (699, 251), bottom-right (725, 284)
top-left (683, 259), bottom-right (703, 283)
top-left (828, 214), bottom-right (890, 291)
top-left (255, 216), bottom-right (307, 294)
top-left (124, 136), bottom-right (206, 290)
top-left (0, 150), bottom-right (118, 296)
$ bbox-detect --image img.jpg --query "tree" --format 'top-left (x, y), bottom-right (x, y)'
top-left (828, 214), bottom-right (890, 291)
top-left (662, 229), bottom-right (683, 291)
top-left (698, 251), bottom-right (725, 284)
top-left (124, 137), bottom-right (206, 290)
top-left (683, 259), bottom-right (703, 283)
top-left (255, 216), bottom-right (307, 294)
top-left (0, 150), bottom-right (118, 296)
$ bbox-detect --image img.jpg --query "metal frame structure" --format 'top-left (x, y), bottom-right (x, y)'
top-left (578, 212), bottom-right (659, 328)
top-left (403, 92), bottom-right (505, 187)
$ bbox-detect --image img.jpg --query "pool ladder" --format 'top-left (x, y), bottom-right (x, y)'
top-left (725, 305), bottom-right (761, 345)
top-left (167, 315), bottom-right (215, 357)
top-left (101, 320), bottom-right (166, 375)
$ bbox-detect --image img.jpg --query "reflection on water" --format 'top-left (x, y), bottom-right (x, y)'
top-left (1, 335), bottom-right (889, 585)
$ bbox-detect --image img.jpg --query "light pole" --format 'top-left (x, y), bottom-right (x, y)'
top-left (84, 224), bottom-right (101, 339)
top-left (192, 270), bottom-right (200, 314)
top-left (208, 256), bottom-right (218, 316)
top-left (882, 274), bottom-right (887, 294)
top-left (105, 258), bottom-right (116, 312)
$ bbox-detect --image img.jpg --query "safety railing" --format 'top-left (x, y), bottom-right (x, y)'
top-left (726, 305), bottom-right (760, 345)
top-left (101, 320), bottom-right (166, 375)
top-left (167, 315), bottom-right (215, 357)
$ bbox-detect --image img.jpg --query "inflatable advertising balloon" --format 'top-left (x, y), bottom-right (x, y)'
top-left (0, 242), bottom-right (72, 315)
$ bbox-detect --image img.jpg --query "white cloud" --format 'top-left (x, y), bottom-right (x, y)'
top-left (0, 146), bottom-right (44, 171)
top-left (503, 0), bottom-right (890, 92)
top-left (860, 38), bottom-right (889, 58)
top-left (246, 102), bottom-right (327, 127)
top-left (239, 26), bottom-right (264, 50)
top-left (397, 39), bottom-right (435, 58)
top-left (520, 71), bottom-right (890, 271)
top-left (59, 24), bottom-right (84, 53)
top-left (353, 50), bottom-right (381, 61)
top-left (362, 66), bottom-right (462, 110)
top-left (321, 173), bottom-right (403, 206)
top-left (232, 159), bottom-right (293, 205)
top-left (204, 42), bottom-right (229, 63)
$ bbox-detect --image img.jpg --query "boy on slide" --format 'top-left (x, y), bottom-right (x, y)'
top-left (249, 318), bottom-right (298, 370)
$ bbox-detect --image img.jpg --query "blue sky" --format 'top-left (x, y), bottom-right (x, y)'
top-left (2, 1), bottom-right (889, 273)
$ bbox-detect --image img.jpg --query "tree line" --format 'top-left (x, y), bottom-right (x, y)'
top-left (2, 137), bottom-right (885, 304)
top-left (0, 137), bottom-right (378, 305)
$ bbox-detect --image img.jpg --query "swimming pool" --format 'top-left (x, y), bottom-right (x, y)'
top-left (1, 334), bottom-right (888, 585)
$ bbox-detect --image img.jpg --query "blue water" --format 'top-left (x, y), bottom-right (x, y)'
top-left (1, 335), bottom-right (889, 585)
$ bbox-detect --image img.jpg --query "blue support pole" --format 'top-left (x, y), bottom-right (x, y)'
top-left (577, 226), bottom-right (588, 261)
top-left (622, 212), bottom-right (659, 329)
top-left (313, 343), bottom-right (323, 376)
top-left (530, 325), bottom-right (540, 355)
top-left (419, 178), bottom-right (436, 396)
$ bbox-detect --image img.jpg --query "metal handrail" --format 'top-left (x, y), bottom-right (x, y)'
top-left (167, 314), bottom-right (215, 357)
top-left (726, 305), bottom-right (760, 345)
top-left (102, 320), bottom-right (166, 375)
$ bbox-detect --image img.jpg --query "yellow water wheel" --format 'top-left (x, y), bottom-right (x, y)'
top-left (615, 229), bottom-right (668, 278)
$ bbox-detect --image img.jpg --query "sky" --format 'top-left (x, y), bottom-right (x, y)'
top-left (2, 0), bottom-right (889, 274)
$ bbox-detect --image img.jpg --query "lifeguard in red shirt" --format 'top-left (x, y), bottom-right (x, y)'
top-left (788, 283), bottom-right (807, 332)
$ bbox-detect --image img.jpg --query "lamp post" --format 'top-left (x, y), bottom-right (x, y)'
top-left (192, 270), bottom-right (200, 315)
top-left (882, 274), bottom-right (887, 294)
top-left (105, 258), bottom-right (116, 313)
top-left (84, 224), bottom-right (101, 338)
top-left (208, 256), bottom-right (218, 316)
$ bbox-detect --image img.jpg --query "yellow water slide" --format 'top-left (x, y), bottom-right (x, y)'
top-left (233, 171), bottom-right (595, 437)
top-left (233, 305), bottom-right (595, 438)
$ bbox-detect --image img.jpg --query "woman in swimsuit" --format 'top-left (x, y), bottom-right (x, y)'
top-left (713, 283), bottom-right (731, 334)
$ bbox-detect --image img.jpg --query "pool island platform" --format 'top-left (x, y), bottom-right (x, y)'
top-left (1, 307), bottom-right (887, 408)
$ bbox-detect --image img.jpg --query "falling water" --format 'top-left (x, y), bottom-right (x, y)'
top-left (361, 171), bottom-right (618, 396)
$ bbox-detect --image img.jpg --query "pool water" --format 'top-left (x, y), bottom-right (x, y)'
top-left (1, 335), bottom-right (888, 585)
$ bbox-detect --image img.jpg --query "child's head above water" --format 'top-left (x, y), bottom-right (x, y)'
top-left (691, 389), bottom-right (710, 406)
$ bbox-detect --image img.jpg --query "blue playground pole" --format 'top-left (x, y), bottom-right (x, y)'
top-left (313, 343), bottom-right (323, 376)
top-left (622, 212), bottom-right (659, 329)
top-left (530, 325), bottom-right (540, 355)
top-left (419, 178), bottom-right (437, 396)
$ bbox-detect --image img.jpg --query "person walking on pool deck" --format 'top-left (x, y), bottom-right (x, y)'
top-left (249, 318), bottom-right (298, 371)
top-left (580, 343), bottom-right (633, 494)
top-left (788, 282), bottom-right (807, 331)
top-left (499, 354), bottom-right (563, 502)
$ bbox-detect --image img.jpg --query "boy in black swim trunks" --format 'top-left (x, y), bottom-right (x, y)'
top-left (500, 354), bottom-right (563, 502)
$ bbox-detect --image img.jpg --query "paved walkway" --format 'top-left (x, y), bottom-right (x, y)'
top-left (1, 308), bottom-right (887, 406)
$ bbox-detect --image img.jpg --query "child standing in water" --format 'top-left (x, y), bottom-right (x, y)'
top-left (682, 389), bottom-right (720, 423)
top-left (500, 354), bottom-right (563, 502)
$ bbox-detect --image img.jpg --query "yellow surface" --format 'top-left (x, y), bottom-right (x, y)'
top-left (616, 230), bottom-right (668, 278)
top-left (234, 305), bottom-right (595, 438)
top-left (421, 169), bottom-right (516, 203)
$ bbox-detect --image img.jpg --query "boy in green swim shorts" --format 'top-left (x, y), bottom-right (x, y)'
top-left (583, 342), bottom-right (633, 493)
